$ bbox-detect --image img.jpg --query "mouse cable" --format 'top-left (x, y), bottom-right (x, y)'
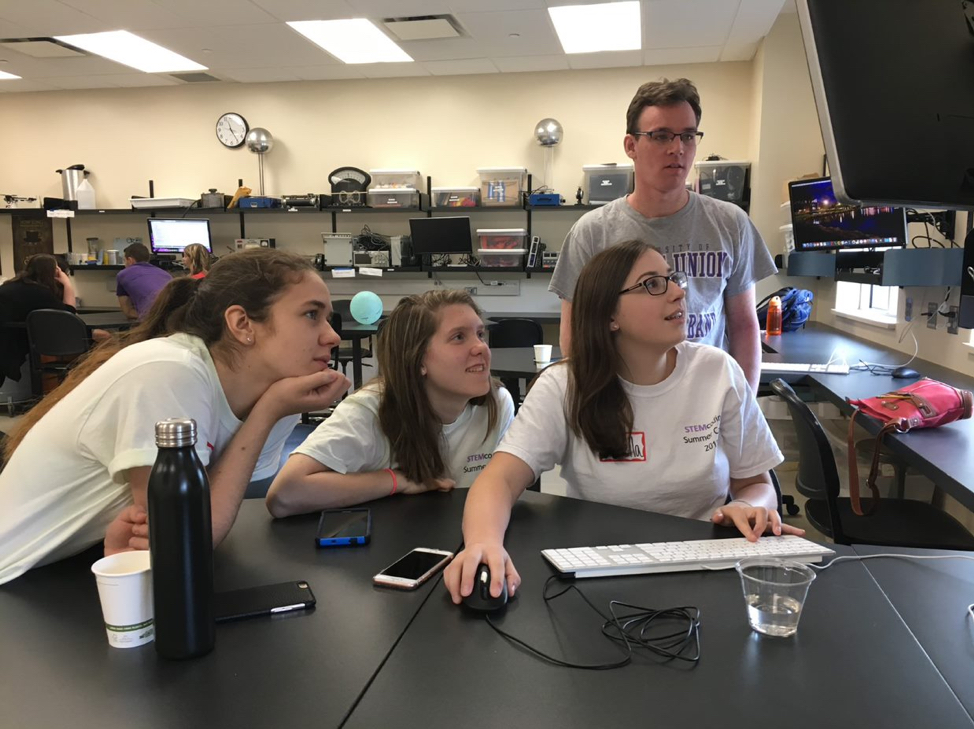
top-left (482, 575), bottom-right (700, 670)
top-left (850, 327), bottom-right (918, 375)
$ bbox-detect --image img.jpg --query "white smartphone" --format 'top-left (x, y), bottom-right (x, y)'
top-left (373, 547), bottom-right (454, 590)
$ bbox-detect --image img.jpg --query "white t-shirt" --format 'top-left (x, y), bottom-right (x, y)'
top-left (497, 342), bottom-right (783, 519)
top-left (0, 333), bottom-right (298, 585)
top-left (293, 384), bottom-right (515, 489)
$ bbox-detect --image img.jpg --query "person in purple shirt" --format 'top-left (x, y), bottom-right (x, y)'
top-left (116, 243), bottom-right (172, 320)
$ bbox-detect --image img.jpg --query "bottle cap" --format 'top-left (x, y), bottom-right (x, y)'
top-left (155, 418), bottom-right (198, 448)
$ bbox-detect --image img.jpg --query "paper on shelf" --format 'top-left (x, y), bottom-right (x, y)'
top-left (331, 268), bottom-right (355, 279)
top-left (359, 267), bottom-right (383, 277)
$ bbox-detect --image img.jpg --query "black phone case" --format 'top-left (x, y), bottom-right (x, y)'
top-left (213, 581), bottom-right (316, 623)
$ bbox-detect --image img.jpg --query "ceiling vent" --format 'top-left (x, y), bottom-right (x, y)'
top-left (170, 72), bottom-right (222, 83)
top-left (0, 38), bottom-right (87, 58)
top-left (383, 15), bottom-right (465, 41)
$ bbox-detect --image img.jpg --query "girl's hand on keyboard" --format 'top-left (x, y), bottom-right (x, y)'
top-left (711, 504), bottom-right (806, 542)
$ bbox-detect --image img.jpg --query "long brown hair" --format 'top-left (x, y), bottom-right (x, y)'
top-left (3, 248), bottom-right (314, 460)
top-left (566, 240), bottom-right (658, 459)
top-left (375, 289), bottom-right (499, 487)
top-left (4, 254), bottom-right (60, 298)
top-left (183, 243), bottom-right (211, 275)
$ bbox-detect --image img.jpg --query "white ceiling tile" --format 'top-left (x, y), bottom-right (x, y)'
top-left (491, 54), bottom-right (569, 73)
top-left (0, 0), bottom-right (107, 35)
top-left (286, 64), bottom-right (366, 80)
top-left (719, 41), bottom-right (759, 62)
top-left (726, 0), bottom-right (785, 45)
top-left (45, 75), bottom-right (121, 89)
top-left (423, 57), bottom-right (497, 75)
top-left (249, 0), bottom-right (357, 22)
top-left (568, 50), bottom-right (642, 70)
top-left (146, 0), bottom-right (278, 27)
top-left (642, 45), bottom-right (721, 65)
top-left (0, 79), bottom-right (60, 92)
top-left (219, 66), bottom-right (303, 83)
top-left (100, 72), bottom-right (181, 87)
top-left (396, 36), bottom-right (480, 62)
top-left (778, 0), bottom-right (797, 13)
top-left (643, 0), bottom-right (740, 49)
top-left (0, 18), bottom-right (32, 37)
top-left (449, 0), bottom-right (545, 10)
top-left (453, 10), bottom-right (562, 57)
top-left (56, 0), bottom-right (187, 30)
top-left (143, 25), bottom-right (330, 69)
top-left (356, 62), bottom-right (429, 78)
top-left (1, 54), bottom-right (134, 77)
top-left (346, 0), bottom-right (453, 16)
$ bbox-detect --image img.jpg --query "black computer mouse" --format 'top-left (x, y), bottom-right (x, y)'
top-left (891, 366), bottom-right (921, 379)
top-left (462, 563), bottom-right (508, 612)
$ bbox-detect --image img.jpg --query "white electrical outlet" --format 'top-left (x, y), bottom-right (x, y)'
top-left (476, 280), bottom-right (520, 296)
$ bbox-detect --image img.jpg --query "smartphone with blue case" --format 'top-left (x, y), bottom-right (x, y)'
top-left (315, 507), bottom-right (371, 547)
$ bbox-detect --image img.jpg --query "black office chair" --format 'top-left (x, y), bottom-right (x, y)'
top-left (488, 318), bottom-right (543, 349)
top-left (489, 318), bottom-right (544, 410)
top-left (26, 309), bottom-right (90, 394)
top-left (332, 299), bottom-right (375, 377)
top-left (770, 378), bottom-right (974, 550)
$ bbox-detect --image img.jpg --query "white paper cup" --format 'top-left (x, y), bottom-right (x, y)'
top-left (91, 551), bottom-right (154, 649)
top-left (533, 344), bottom-right (553, 363)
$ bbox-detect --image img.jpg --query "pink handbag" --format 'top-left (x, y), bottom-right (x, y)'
top-left (847, 378), bottom-right (973, 515)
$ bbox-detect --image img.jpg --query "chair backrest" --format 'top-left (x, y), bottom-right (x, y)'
top-left (26, 309), bottom-right (89, 358)
top-left (332, 299), bottom-right (353, 324)
top-left (768, 468), bottom-right (784, 518)
top-left (489, 318), bottom-right (543, 349)
top-left (769, 378), bottom-right (848, 543)
top-left (329, 310), bottom-right (344, 337)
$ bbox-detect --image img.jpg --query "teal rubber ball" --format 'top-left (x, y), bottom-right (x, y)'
top-left (350, 291), bottom-right (383, 325)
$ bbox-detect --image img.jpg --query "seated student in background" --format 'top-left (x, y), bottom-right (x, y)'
top-left (0, 249), bottom-right (350, 586)
top-left (116, 242), bottom-right (172, 320)
top-left (182, 243), bottom-right (212, 280)
top-left (266, 289), bottom-right (515, 516)
top-left (0, 253), bottom-right (79, 387)
top-left (444, 240), bottom-right (798, 603)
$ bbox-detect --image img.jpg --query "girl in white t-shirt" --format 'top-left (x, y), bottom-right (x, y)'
top-left (0, 249), bottom-right (350, 585)
top-left (445, 240), bottom-right (803, 603)
top-left (266, 289), bottom-right (514, 516)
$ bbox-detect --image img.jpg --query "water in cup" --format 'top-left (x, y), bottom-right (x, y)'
top-left (736, 557), bottom-right (815, 638)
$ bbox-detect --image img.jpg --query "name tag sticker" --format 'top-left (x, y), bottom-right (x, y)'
top-left (599, 432), bottom-right (646, 463)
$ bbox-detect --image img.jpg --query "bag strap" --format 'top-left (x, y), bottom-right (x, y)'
top-left (847, 412), bottom-right (884, 516)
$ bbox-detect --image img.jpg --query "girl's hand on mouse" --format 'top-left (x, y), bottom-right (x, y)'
top-left (444, 543), bottom-right (520, 605)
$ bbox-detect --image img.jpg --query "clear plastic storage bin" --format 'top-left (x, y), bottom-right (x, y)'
top-left (477, 167), bottom-right (526, 207)
top-left (368, 188), bottom-right (420, 208)
top-left (476, 228), bottom-right (527, 267)
top-left (583, 164), bottom-right (633, 205)
top-left (432, 187), bottom-right (481, 208)
top-left (368, 169), bottom-right (422, 190)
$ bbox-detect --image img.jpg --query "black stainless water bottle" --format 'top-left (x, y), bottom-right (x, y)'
top-left (148, 418), bottom-right (215, 659)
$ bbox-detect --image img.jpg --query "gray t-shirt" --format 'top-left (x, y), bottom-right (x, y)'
top-left (549, 193), bottom-right (777, 350)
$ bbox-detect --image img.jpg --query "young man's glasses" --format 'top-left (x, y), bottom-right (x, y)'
top-left (631, 130), bottom-right (704, 146)
top-left (619, 271), bottom-right (689, 297)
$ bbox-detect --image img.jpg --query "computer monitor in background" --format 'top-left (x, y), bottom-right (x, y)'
top-left (788, 177), bottom-right (908, 252)
top-left (147, 218), bottom-right (213, 255)
top-left (797, 0), bottom-right (974, 209)
top-left (408, 217), bottom-right (472, 255)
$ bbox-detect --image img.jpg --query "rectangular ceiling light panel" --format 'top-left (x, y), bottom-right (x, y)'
top-left (53, 31), bottom-right (206, 73)
top-left (0, 70), bottom-right (22, 80)
top-left (288, 19), bottom-right (413, 64)
top-left (549, 1), bottom-right (641, 54)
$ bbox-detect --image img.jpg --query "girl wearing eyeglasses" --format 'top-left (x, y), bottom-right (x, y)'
top-left (445, 240), bottom-right (801, 603)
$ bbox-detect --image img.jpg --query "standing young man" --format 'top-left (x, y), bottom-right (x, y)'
top-left (116, 242), bottom-right (172, 320)
top-left (549, 78), bottom-right (775, 391)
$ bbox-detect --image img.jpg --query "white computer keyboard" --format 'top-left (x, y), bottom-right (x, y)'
top-left (541, 535), bottom-right (835, 578)
top-left (760, 362), bottom-right (850, 375)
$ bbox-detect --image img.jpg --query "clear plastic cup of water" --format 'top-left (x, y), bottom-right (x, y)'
top-left (736, 558), bottom-right (816, 637)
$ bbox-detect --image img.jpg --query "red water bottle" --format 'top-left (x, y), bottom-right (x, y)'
top-left (767, 296), bottom-right (783, 336)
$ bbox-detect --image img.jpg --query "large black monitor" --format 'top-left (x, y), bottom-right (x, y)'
top-left (797, 0), bottom-right (974, 209)
top-left (789, 177), bottom-right (908, 252)
top-left (408, 217), bottom-right (471, 254)
top-left (147, 218), bottom-right (212, 255)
